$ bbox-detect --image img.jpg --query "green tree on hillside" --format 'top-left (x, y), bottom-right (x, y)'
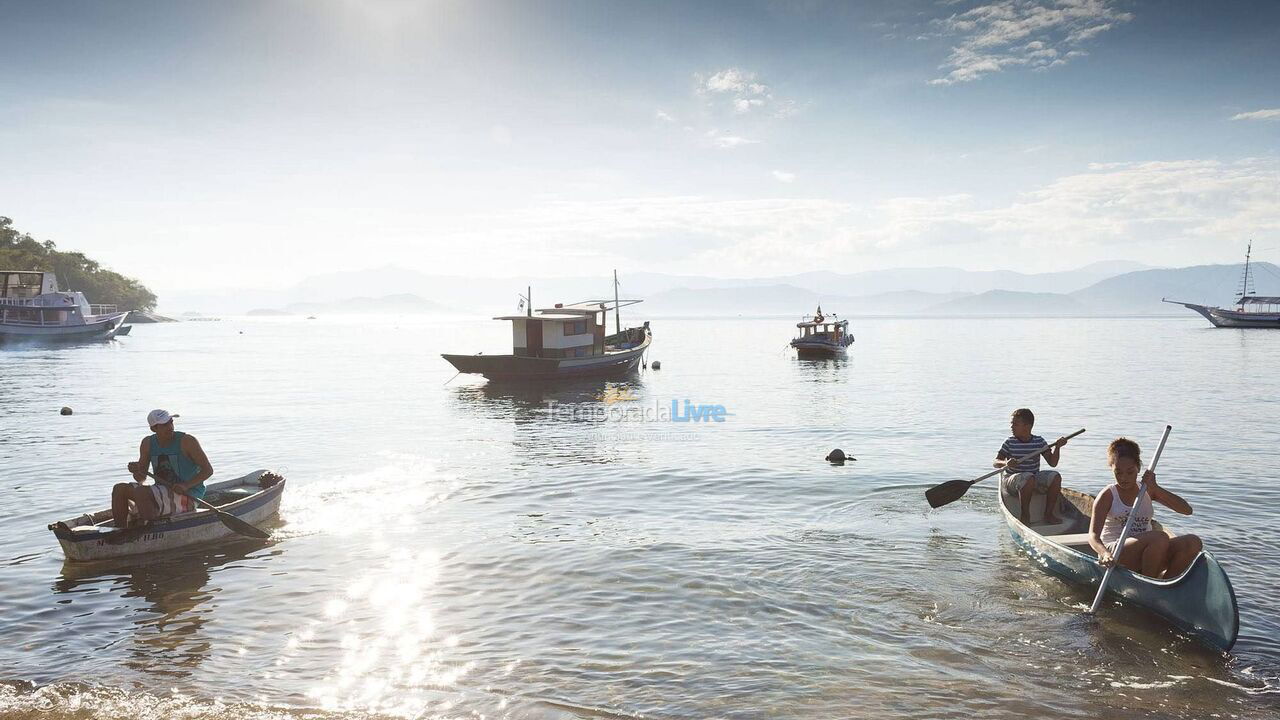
top-left (0, 216), bottom-right (157, 311)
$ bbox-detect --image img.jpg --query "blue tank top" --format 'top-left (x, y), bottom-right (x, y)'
top-left (149, 431), bottom-right (206, 499)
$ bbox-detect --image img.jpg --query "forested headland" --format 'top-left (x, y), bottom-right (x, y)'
top-left (0, 216), bottom-right (157, 311)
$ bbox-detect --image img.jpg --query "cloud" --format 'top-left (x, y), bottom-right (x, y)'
top-left (477, 158), bottom-right (1280, 275)
top-left (928, 0), bottom-right (1133, 85)
top-left (706, 131), bottom-right (759, 149)
top-left (696, 67), bottom-right (787, 115)
top-left (655, 109), bottom-right (676, 123)
top-left (1231, 108), bottom-right (1280, 121)
top-left (772, 170), bottom-right (796, 183)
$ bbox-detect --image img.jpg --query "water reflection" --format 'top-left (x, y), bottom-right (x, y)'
top-left (790, 355), bottom-right (850, 383)
top-left (449, 376), bottom-right (649, 416)
top-left (53, 540), bottom-right (279, 681)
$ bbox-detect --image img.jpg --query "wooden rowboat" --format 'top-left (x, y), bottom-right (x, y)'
top-left (998, 483), bottom-right (1239, 651)
top-left (48, 470), bottom-right (286, 562)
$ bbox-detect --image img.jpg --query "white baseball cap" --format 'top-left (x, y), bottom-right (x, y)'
top-left (146, 409), bottom-right (180, 427)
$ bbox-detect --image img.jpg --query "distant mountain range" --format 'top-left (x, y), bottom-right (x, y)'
top-left (165, 260), bottom-right (1280, 318)
top-left (247, 293), bottom-right (458, 316)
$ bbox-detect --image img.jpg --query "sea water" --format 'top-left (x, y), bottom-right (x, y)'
top-left (1, 315), bottom-right (1277, 719)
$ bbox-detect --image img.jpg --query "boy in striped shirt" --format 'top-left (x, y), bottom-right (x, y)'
top-left (996, 408), bottom-right (1068, 525)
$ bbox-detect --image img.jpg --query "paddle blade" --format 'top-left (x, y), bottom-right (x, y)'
top-left (925, 479), bottom-right (974, 509)
top-left (212, 509), bottom-right (270, 539)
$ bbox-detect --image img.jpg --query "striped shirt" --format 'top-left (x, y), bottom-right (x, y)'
top-left (1001, 434), bottom-right (1048, 475)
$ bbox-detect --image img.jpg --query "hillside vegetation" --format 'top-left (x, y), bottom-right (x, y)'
top-left (0, 216), bottom-right (156, 311)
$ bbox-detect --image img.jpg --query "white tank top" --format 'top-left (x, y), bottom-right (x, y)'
top-left (1100, 484), bottom-right (1153, 545)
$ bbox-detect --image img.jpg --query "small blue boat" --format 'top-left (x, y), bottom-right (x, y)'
top-left (998, 484), bottom-right (1239, 651)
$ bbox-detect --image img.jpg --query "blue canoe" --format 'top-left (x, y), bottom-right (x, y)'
top-left (998, 484), bottom-right (1239, 651)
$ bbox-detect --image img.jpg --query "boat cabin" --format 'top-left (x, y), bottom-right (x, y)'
top-left (0, 270), bottom-right (113, 326)
top-left (1, 270), bottom-right (59, 299)
top-left (794, 317), bottom-right (848, 341)
top-left (1237, 296), bottom-right (1280, 313)
top-left (495, 303), bottom-right (614, 359)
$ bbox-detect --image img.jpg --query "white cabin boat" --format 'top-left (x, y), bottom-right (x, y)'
top-left (791, 308), bottom-right (853, 358)
top-left (0, 270), bottom-right (129, 342)
top-left (442, 274), bottom-right (651, 382)
top-left (1164, 243), bottom-right (1280, 328)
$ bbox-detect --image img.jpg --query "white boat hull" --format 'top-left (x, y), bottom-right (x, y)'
top-left (0, 312), bottom-right (129, 342)
top-left (49, 470), bottom-right (285, 562)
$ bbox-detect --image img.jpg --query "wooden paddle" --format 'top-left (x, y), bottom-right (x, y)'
top-left (146, 472), bottom-right (271, 540)
top-left (925, 428), bottom-right (1086, 509)
top-left (1086, 424), bottom-right (1171, 614)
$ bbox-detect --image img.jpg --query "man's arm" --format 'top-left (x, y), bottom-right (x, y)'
top-left (1043, 436), bottom-right (1067, 468)
top-left (181, 434), bottom-right (214, 489)
top-left (127, 439), bottom-right (150, 482)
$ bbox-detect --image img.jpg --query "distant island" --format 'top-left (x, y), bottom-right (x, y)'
top-left (0, 216), bottom-right (157, 311)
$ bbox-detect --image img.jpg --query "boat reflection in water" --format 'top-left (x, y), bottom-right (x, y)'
top-left (53, 539), bottom-right (284, 683)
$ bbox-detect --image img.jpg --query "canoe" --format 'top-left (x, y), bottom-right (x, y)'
top-left (48, 470), bottom-right (286, 562)
top-left (998, 483), bottom-right (1239, 651)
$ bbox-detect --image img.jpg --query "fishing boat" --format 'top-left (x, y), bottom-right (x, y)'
top-left (48, 470), bottom-right (286, 562)
top-left (0, 270), bottom-right (129, 343)
top-left (790, 307), bottom-right (853, 358)
top-left (998, 483), bottom-right (1238, 651)
top-left (1163, 242), bottom-right (1280, 328)
top-left (442, 271), bottom-right (652, 382)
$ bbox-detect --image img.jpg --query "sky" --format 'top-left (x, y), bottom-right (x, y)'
top-left (1, 0), bottom-right (1278, 295)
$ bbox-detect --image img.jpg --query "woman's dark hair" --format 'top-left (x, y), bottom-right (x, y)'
top-left (1108, 437), bottom-right (1141, 465)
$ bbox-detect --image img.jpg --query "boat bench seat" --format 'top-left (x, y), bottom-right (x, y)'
top-left (1044, 532), bottom-right (1093, 548)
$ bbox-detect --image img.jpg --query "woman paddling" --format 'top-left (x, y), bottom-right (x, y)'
top-left (1088, 438), bottom-right (1203, 579)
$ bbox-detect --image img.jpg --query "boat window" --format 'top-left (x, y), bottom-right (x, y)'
top-left (2, 273), bottom-right (43, 299)
top-left (564, 320), bottom-right (588, 335)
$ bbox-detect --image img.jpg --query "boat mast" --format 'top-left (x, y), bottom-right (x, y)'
top-left (613, 269), bottom-right (621, 334)
top-left (527, 285), bottom-right (532, 317)
top-left (1236, 241), bottom-right (1254, 309)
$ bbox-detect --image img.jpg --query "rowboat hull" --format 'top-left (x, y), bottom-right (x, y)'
top-left (48, 470), bottom-right (285, 562)
top-left (443, 329), bottom-right (650, 382)
top-left (999, 485), bottom-right (1239, 651)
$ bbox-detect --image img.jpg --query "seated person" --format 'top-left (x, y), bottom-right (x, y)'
top-left (995, 408), bottom-right (1068, 525)
top-left (1088, 438), bottom-right (1202, 578)
top-left (112, 409), bottom-right (213, 528)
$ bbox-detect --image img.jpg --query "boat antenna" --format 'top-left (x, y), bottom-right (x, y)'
top-left (1236, 240), bottom-right (1255, 308)
top-left (613, 269), bottom-right (621, 334)
top-left (520, 285), bottom-right (531, 317)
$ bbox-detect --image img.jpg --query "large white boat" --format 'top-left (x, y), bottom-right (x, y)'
top-left (0, 270), bottom-right (130, 343)
top-left (1163, 243), bottom-right (1280, 328)
top-left (442, 273), bottom-right (651, 383)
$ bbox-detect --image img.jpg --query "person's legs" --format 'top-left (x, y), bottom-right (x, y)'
top-left (1163, 534), bottom-right (1203, 578)
top-left (1041, 472), bottom-right (1063, 525)
top-left (111, 483), bottom-right (134, 527)
top-left (1013, 474), bottom-right (1035, 523)
top-left (1116, 530), bottom-right (1170, 577)
top-left (129, 484), bottom-right (158, 524)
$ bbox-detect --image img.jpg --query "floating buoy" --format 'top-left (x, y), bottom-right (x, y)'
top-left (60, 407), bottom-right (73, 416)
top-left (651, 360), bottom-right (661, 370)
top-left (826, 448), bottom-right (855, 464)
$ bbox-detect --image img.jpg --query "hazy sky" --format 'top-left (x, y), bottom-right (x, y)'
top-left (2, 0), bottom-right (1278, 294)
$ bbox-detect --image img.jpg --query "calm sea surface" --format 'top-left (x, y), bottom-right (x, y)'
top-left (1, 315), bottom-right (1277, 719)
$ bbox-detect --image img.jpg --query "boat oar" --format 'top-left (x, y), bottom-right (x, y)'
top-left (146, 472), bottom-right (270, 540)
top-left (1086, 424), bottom-right (1171, 614)
top-left (925, 428), bottom-right (1086, 509)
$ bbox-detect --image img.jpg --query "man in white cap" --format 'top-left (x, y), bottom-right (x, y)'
top-left (112, 409), bottom-right (214, 528)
